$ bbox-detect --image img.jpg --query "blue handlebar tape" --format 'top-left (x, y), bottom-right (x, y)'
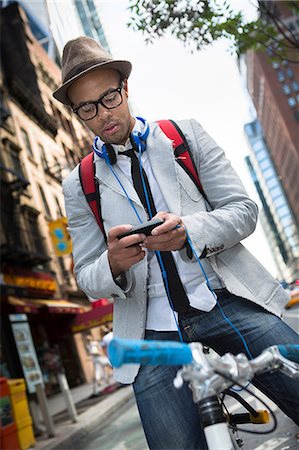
top-left (277, 344), bottom-right (299, 364)
top-left (108, 338), bottom-right (193, 368)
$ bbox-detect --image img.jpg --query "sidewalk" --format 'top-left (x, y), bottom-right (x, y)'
top-left (31, 382), bottom-right (134, 450)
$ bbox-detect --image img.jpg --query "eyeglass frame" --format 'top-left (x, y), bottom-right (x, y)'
top-left (72, 81), bottom-right (124, 121)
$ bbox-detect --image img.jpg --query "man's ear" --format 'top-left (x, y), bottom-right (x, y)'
top-left (123, 79), bottom-right (129, 97)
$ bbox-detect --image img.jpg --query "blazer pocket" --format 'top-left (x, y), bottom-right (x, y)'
top-left (177, 164), bottom-right (203, 202)
top-left (179, 178), bottom-right (202, 202)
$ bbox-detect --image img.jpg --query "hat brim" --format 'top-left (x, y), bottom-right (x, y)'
top-left (53, 60), bottom-right (132, 106)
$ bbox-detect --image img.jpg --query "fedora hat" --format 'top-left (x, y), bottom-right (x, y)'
top-left (53, 36), bottom-right (132, 105)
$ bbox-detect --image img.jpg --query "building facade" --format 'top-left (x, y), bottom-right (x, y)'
top-left (245, 2), bottom-right (299, 229)
top-left (2, 0), bottom-right (111, 58)
top-left (0, 3), bottom-right (112, 399)
top-left (244, 120), bottom-right (299, 283)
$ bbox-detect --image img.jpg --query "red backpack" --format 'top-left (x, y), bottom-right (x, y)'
top-left (79, 120), bottom-right (207, 241)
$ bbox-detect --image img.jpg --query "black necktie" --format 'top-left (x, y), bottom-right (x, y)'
top-left (122, 146), bottom-right (190, 313)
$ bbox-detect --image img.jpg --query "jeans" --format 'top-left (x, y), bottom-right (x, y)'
top-left (133, 290), bottom-right (299, 450)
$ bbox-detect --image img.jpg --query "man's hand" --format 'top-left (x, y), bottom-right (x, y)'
top-left (108, 225), bottom-right (146, 278)
top-left (143, 212), bottom-right (186, 251)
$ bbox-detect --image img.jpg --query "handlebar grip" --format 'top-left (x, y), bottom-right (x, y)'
top-left (277, 344), bottom-right (299, 363)
top-left (108, 338), bottom-right (193, 368)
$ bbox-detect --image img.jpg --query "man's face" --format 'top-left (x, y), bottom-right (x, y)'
top-left (68, 68), bottom-right (134, 145)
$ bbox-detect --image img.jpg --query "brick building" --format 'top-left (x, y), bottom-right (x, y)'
top-left (0, 3), bottom-right (112, 397)
top-left (245, 1), bottom-right (299, 227)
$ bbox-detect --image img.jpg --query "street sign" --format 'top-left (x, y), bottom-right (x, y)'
top-left (48, 217), bottom-right (72, 256)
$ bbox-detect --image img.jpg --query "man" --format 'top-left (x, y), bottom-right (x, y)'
top-left (53, 36), bottom-right (299, 449)
top-left (86, 335), bottom-right (111, 391)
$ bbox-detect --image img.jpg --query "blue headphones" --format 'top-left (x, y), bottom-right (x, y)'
top-left (93, 116), bottom-right (149, 165)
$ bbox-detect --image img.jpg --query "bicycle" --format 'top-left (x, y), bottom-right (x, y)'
top-left (108, 339), bottom-right (299, 450)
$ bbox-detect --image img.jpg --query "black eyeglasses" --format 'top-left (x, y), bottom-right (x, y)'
top-left (72, 82), bottom-right (124, 121)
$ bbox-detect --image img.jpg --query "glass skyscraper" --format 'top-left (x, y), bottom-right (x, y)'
top-left (244, 120), bottom-right (299, 282)
top-left (1, 0), bottom-right (110, 58)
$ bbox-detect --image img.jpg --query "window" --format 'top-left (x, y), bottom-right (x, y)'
top-left (280, 215), bottom-right (292, 227)
top-left (259, 159), bottom-right (271, 171)
top-left (38, 185), bottom-right (51, 217)
top-left (269, 186), bottom-right (282, 199)
top-left (273, 196), bottom-right (286, 209)
top-left (284, 225), bottom-right (295, 239)
top-left (38, 144), bottom-right (49, 171)
top-left (53, 156), bottom-right (61, 179)
top-left (277, 71), bottom-right (285, 82)
top-left (288, 97), bottom-right (296, 108)
top-left (291, 81), bottom-right (299, 92)
top-left (253, 141), bottom-right (264, 154)
top-left (272, 61), bottom-right (280, 70)
top-left (69, 149), bottom-right (77, 167)
top-left (21, 128), bottom-right (34, 157)
top-left (25, 209), bottom-right (47, 257)
top-left (282, 84), bottom-right (291, 95)
top-left (263, 167), bottom-right (275, 180)
top-left (277, 205), bottom-right (290, 218)
top-left (289, 236), bottom-right (299, 249)
top-left (286, 68), bottom-right (294, 78)
top-left (255, 149), bottom-right (268, 161)
top-left (55, 197), bottom-right (63, 217)
top-left (9, 146), bottom-right (25, 179)
top-left (267, 177), bottom-right (278, 189)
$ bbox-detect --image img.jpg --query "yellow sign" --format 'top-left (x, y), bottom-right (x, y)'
top-left (3, 275), bottom-right (57, 291)
top-left (71, 313), bottom-right (113, 333)
top-left (48, 217), bottom-right (72, 256)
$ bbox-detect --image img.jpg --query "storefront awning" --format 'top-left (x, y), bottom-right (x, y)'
top-left (70, 303), bottom-right (113, 333)
top-left (8, 297), bottom-right (88, 315)
top-left (8, 297), bottom-right (40, 314)
top-left (33, 299), bottom-right (87, 314)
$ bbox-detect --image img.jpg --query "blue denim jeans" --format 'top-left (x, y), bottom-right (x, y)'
top-left (133, 290), bottom-right (299, 450)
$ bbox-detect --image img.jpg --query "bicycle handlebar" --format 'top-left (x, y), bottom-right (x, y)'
top-left (108, 338), bottom-right (192, 368)
top-left (108, 339), bottom-right (299, 368)
top-left (277, 344), bottom-right (299, 363)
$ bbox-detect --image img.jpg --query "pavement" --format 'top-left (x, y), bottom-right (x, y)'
top-left (31, 381), bottom-right (134, 450)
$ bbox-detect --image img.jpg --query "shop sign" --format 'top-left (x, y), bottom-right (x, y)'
top-left (2, 274), bottom-right (57, 292)
top-left (11, 320), bottom-right (44, 394)
top-left (71, 312), bottom-right (113, 333)
top-left (9, 314), bottom-right (27, 322)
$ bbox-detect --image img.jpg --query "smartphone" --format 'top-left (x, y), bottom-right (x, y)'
top-left (117, 218), bottom-right (164, 240)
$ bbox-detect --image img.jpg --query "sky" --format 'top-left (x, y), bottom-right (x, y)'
top-left (96, 1), bottom-right (278, 277)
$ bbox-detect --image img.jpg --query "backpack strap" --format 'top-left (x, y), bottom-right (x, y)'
top-left (78, 152), bottom-right (107, 241)
top-left (156, 120), bottom-right (209, 204)
top-left (79, 119), bottom-right (209, 237)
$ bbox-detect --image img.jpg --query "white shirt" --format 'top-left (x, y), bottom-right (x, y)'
top-left (110, 118), bottom-right (220, 331)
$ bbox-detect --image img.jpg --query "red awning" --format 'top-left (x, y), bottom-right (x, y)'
top-left (70, 303), bottom-right (113, 333)
top-left (34, 299), bottom-right (87, 314)
top-left (8, 297), bottom-right (40, 314)
top-left (91, 298), bottom-right (111, 309)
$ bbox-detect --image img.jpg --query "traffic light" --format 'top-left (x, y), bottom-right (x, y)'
top-left (48, 217), bottom-right (72, 256)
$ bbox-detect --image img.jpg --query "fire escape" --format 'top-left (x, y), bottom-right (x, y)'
top-left (0, 119), bottom-right (50, 268)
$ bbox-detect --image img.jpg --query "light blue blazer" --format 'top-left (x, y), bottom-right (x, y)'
top-left (63, 119), bottom-right (289, 383)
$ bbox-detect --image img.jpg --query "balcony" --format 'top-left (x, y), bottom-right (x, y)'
top-left (0, 167), bottom-right (29, 193)
top-left (1, 225), bottom-right (50, 266)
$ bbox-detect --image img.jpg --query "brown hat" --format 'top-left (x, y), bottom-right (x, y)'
top-left (53, 36), bottom-right (132, 105)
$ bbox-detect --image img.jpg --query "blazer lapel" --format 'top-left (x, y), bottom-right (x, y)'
top-left (147, 123), bottom-right (181, 215)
